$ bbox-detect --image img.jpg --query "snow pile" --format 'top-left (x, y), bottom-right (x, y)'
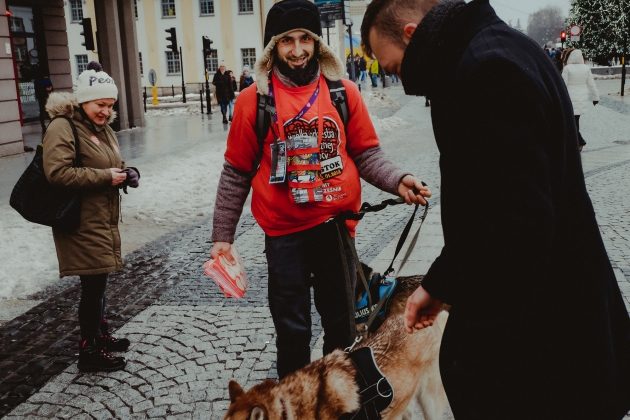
top-left (0, 213), bottom-right (58, 298)
top-left (146, 105), bottom-right (203, 116)
top-left (371, 115), bottom-right (410, 133)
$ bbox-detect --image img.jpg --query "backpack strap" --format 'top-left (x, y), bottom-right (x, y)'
top-left (254, 77), bottom-right (350, 173)
top-left (325, 78), bottom-right (349, 128)
top-left (254, 92), bottom-right (273, 174)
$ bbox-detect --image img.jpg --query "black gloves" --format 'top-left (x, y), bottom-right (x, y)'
top-left (121, 167), bottom-right (140, 194)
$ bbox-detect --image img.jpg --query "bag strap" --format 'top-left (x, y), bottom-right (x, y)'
top-left (48, 116), bottom-right (82, 168)
top-left (254, 77), bottom-right (350, 174)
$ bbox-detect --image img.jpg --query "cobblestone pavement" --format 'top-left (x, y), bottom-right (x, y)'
top-left (2, 82), bottom-right (629, 419)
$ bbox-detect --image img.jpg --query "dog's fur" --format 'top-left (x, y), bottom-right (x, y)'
top-left (225, 275), bottom-right (448, 420)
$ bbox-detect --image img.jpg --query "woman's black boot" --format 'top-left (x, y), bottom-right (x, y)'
top-left (78, 338), bottom-right (126, 372)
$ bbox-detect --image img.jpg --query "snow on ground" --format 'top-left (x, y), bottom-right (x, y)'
top-left (0, 120), bottom-right (227, 300)
top-left (0, 85), bottom-right (405, 303)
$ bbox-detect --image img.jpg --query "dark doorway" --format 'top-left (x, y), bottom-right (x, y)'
top-left (8, 2), bottom-right (49, 124)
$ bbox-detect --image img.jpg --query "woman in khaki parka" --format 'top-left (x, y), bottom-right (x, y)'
top-left (43, 62), bottom-right (139, 373)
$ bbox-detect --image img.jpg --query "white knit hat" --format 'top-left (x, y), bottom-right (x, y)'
top-left (75, 62), bottom-right (118, 103)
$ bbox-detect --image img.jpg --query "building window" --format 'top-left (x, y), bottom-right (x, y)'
top-left (134, 0), bottom-right (138, 19)
top-left (238, 0), bottom-right (253, 14)
top-left (206, 50), bottom-right (218, 72)
top-left (161, 0), bottom-right (176, 17)
top-left (70, 0), bottom-right (84, 22)
top-left (139, 52), bottom-right (143, 75)
top-left (241, 48), bottom-right (256, 69)
top-left (76, 54), bottom-right (89, 74)
top-left (200, 0), bottom-right (214, 15)
top-left (166, 50), bottom-right (181, 74)
top-left (9, 17), bottom-right (25, 33)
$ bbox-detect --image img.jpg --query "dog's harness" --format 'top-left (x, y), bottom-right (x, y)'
top-left (340, 347), bottom-right (394, 420)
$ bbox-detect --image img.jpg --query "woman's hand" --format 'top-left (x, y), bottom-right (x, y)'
top-left (110, 168), bottom-right (127, 186)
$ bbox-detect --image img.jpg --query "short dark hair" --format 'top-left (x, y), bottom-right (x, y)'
top-left (361, 0), bottom-right (430, 58)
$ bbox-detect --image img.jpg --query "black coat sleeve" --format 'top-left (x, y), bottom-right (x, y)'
top-left (422, 59), bottom-right (557, 311)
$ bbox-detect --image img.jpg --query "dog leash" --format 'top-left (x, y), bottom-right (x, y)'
top-left (337, 196), bottom-right (430, 349)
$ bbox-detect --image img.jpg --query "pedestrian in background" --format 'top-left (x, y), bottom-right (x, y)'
top-left (239, 66), bottom-right (254, 91)
top-left (212, 62), bottom-right (232, 124)
top-left (562, 48), bottom-right (600, 151)
top-left (226, 69), bottom-right (237, 122)
top-left (362, 0), bottom-right (629, 418)
top-left (34, 69), bottom-right (54, 132)
top-left (369, 58), bottom-right (379, 87)
top-left (357, 54), bottom-right (367, 82)
top-left (210, 0), bottom-right (430, 379)
top-left (43, 61), bottom-right (140, 373)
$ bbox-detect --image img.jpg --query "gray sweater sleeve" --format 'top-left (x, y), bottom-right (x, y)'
top-left (353, 146), bottom-right (409, 195)
top-left (211, 162), bottom-right (252, 243)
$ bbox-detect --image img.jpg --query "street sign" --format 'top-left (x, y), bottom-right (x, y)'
top-left (343, 0), bottom-right (351, 26)
top-left (148, 69), bottom-right (156, 87)
top-left (569, 24), bottom-right (582, 36)
top-left (569, 25), bottom-right (582, 42)
top-left (315, 0), bottom-right (343, 22)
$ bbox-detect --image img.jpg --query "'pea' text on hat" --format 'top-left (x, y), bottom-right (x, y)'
top-left (75, 61), bottom-right (118, 104)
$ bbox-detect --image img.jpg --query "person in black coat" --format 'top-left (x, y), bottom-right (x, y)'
top-left (212, 62), bottom-right (232, 124)
top-left (361, 0), bottom-right (630, 419)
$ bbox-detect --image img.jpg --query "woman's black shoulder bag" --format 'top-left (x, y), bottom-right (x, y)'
top-left (10, 116), bottom-right (82, 232)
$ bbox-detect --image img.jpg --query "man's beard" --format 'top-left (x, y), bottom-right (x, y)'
top-left (276, 49), bottom-right (320, 86)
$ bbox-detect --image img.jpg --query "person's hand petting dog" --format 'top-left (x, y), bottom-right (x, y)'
top-left (398, 175), bottom-right (431, 205)
top-left (404, 285), bottom-right (443, 333)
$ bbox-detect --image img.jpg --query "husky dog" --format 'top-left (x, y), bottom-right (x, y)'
top-left (225, 275), bottom-right (449, 420)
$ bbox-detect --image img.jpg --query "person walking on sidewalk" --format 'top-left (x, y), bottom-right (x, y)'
top-left (212, 62), bottom-right (233, 124)
top-left (562, 48), bottom-right (600, 151)
top-left (226, 70), bottom-right (238, 121)
top-left (362, 0), bottom-right (630, 419)
top-left (239, 66), bottom-right (254, 91)
top-left (210, 0), bottom-right (430, 379)
top-left (43, 61), bottom-right (140, 373)
top-left (369, 58), bottom-right (380, 87)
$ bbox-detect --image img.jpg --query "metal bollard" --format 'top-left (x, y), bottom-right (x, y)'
top-left (172, 84), bottom-right (175, 97)
top-left (143, 87), bottom-right (147, 112)
top-left (200, 90), bottom-right (204, 113)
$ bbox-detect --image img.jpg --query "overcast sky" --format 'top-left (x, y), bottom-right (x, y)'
top-left (488, 0), bottom-right (572, 28)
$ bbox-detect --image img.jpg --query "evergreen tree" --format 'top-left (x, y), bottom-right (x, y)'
top-left (567, 0), bottom-right (629, 64)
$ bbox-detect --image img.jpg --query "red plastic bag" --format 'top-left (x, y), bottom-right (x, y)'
top-left (203, 247), bottom-right (248, 298)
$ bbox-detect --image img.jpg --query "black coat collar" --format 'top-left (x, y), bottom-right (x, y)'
top-left (401, 0), bottom-right (502, 97)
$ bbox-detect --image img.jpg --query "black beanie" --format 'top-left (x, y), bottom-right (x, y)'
top-left (263, 0), bottom-right (322, 47)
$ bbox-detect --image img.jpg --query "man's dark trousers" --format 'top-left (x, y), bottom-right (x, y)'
top-left (265, 220), bottom-right (357, 378)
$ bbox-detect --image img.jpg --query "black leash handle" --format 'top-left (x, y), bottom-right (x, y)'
top-left (337, 195), bottom-right (430, 277)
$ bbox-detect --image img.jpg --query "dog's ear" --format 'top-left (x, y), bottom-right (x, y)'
top-left (229, 380), bottom-right (245, 402)
top-left (249, 407), bottom-right (265, 420)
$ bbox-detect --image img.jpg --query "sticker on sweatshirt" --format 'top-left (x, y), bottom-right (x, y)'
top-left (320, 156), bottom-right (343, 180)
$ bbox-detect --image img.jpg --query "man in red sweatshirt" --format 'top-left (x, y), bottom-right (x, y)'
top-left (210, 0), bottom-right (430, 378)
